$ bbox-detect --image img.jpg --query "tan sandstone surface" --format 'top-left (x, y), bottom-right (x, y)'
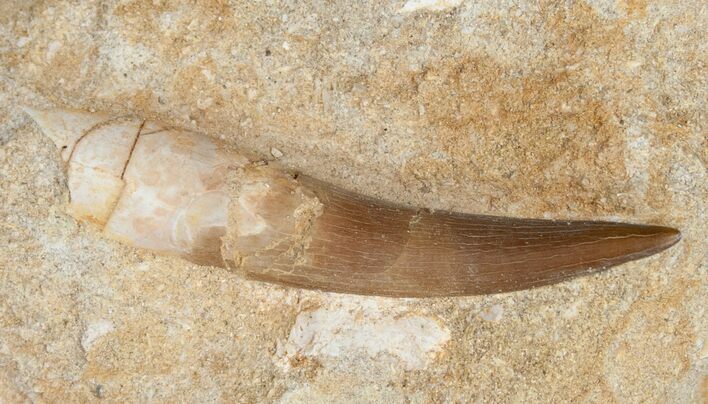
top-left (0, 0), bottom-right (705, 402)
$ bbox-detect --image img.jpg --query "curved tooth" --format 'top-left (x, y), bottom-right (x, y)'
top-left (23, 107), bottom-right (110, 161)
top-left (25, 107), bottom-right (681, 297)
top-left (225, 173), bottom-right (681, 297)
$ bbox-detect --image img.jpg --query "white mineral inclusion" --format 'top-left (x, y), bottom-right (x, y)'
top-left (479, 304), bottom-right (504, 321)
top-left (171, 191), bottom-right (230, 250)
top-left (280, 301), bottom-right (450, 370)
top-left (235, 183), bottom-right (270, 237)
top-left (81, 319), bottom-right (115, 351)
top-left (400, 0), bottom-right (463, 13)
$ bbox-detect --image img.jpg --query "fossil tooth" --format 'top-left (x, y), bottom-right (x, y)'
top-left (26, 107), bottom-right (681, 297)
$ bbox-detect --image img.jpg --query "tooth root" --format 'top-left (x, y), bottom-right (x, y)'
top-left (23, 107), bottom-right (110, 161)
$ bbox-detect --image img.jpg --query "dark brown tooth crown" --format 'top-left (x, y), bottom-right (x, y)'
top-left (233, 175), bottom-right (681, 297)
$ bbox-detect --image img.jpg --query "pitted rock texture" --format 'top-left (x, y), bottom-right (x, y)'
top-left (0, 0), bottom-right (705, 402)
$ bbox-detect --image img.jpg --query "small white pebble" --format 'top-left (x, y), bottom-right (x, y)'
top-left (626, 60), bottom-right (643, 69)
top-left (46, 40), bottom-right (61, 60)
top-left (81, 320), bottom-right (115, 351)
top-left (479, 304), bottom-right (504, 321)
top-left (400, 0), bottom-right (463, 13)
top-left (270, 147), bottom-right (283, 159)
top-left (240, 118), bottom-right (253, 128)
top-left (16, 37), bottom-right (29, 47)
top-left (197, 97), bottom-right (213, 110)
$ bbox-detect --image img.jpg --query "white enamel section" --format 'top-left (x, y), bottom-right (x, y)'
top-left (102, 183), bottom-right (177, 251)
top-left (171, 191), bottom-right (230, 251)
top-left (64, 118), bottom-right (141, 226)
top-left (103, 130), bottom-right (247, 256)
top-left (67, 163), bottom-right (124, 224)
top-left (123, 130), bottom-right (230, 191)
top-left (23, 107), bottom-right (110, 161)
top-left (71, 118), bottom-right (141, 176)
top-left (234, 182), bottom-right (270, 237)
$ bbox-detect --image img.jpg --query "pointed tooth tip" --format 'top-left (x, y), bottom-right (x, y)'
top-left (21, 107), bottom-right (113, 162)
top-left (654, 225), bottom-right (681, 248)
top-left (632, 223), bottom-right (682, 255)
top-left (21, 105), bottom-right (36, 113)
top-left (21, 105), bottom-right (43, 120)
top-left (21, 105), bottom-right (53, 130)
top-left (22, 106), bottom-right (67, 155)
